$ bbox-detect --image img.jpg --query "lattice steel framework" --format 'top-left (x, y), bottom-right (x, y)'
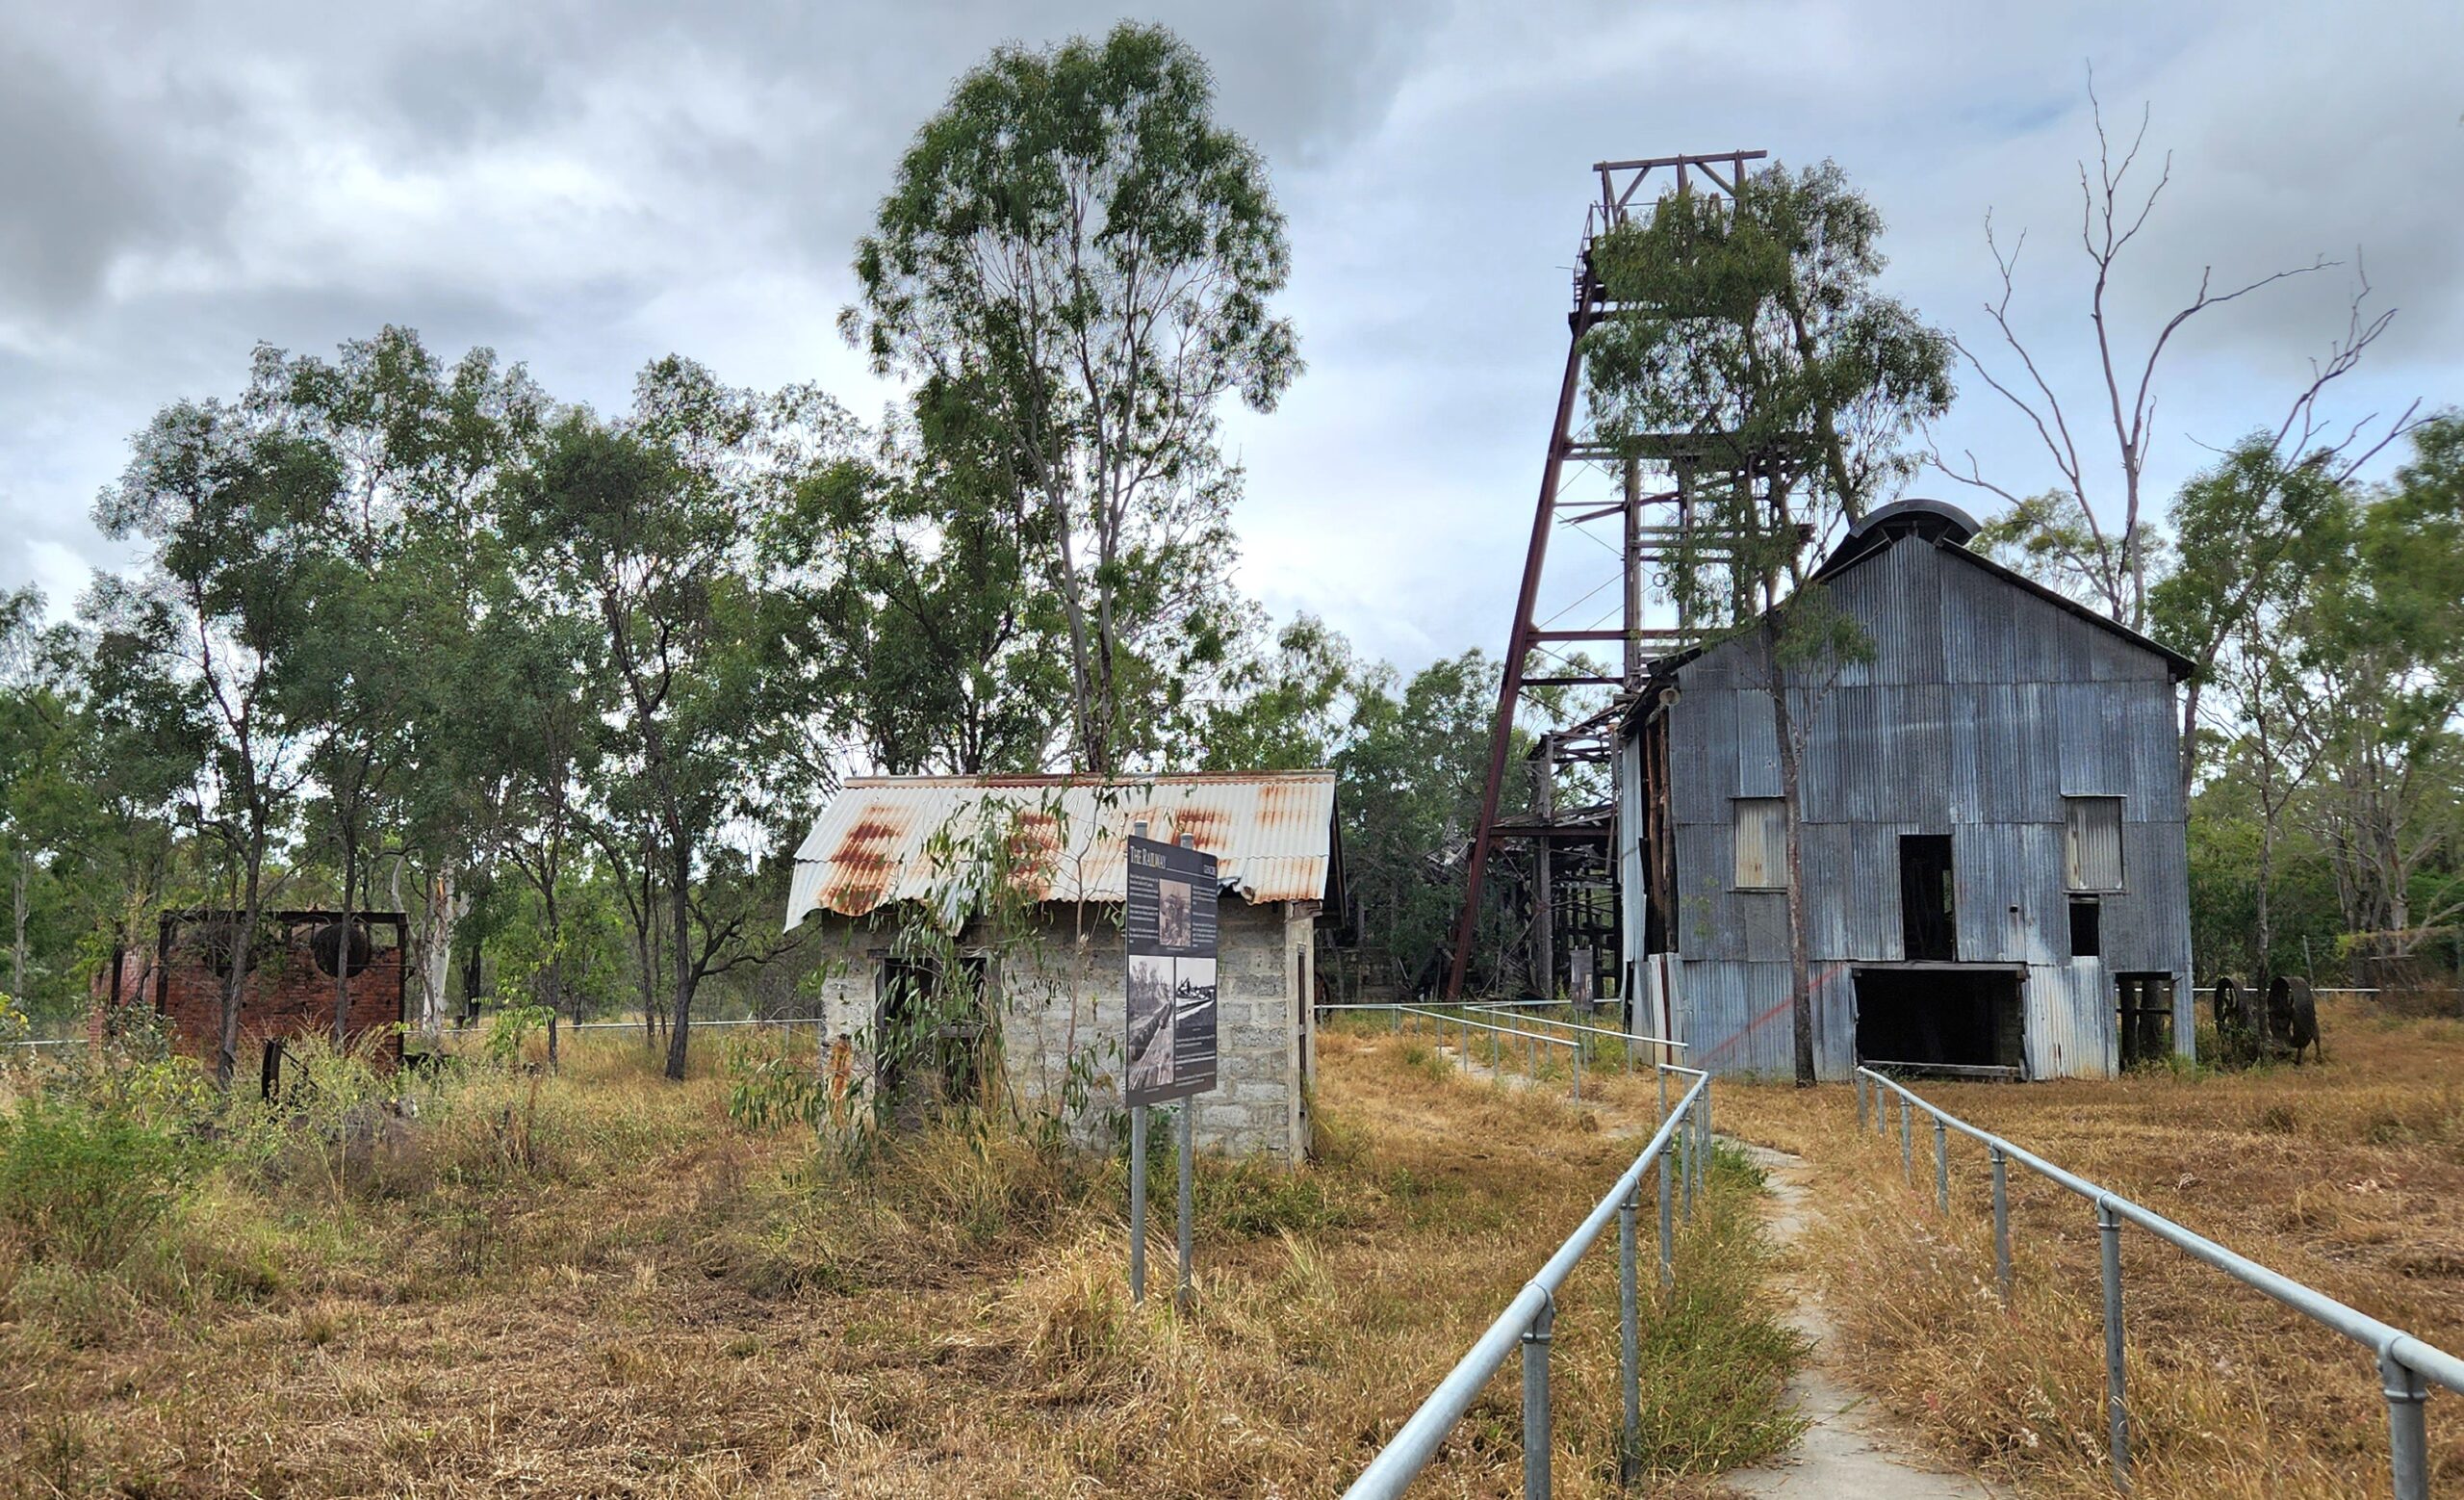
top-left (1443, 150), bottom-right (1771, 1003)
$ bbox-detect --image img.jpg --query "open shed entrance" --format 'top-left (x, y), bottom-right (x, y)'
top-left (875, 953), bottom-right (988, 1125)
top-left (1854, 966), bottom-right (2024, 1077)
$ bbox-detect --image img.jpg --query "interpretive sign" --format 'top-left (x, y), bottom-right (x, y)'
top-left (1124, 834), bottom-right (1218, 1106)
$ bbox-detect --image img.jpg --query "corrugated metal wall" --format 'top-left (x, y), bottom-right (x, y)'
top-left (1634, 534), bottom-right (2193, 1080)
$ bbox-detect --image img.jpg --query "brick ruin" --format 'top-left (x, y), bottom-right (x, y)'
top-left (97, 911), bottom-right (409, 1067)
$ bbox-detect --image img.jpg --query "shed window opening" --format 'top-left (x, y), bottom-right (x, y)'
top-left (2065, 796), bottom-right (2124, 891)
top-left (2068, 896), bottom-right (2102, 958)
top-left (1898, 834), bottom-right (1958, 963)
top-left (1732, 797), bottom-right (1787, 890)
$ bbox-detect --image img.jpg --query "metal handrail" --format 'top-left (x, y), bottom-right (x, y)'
top-left (1397, 1004), bottom-right (1591, 1099)
top-left (1858, 1067), bottom-right (2462, 1499)
top-left (566, 1017), bottom-right (824, 1031)
top-left (1347, 1065), bottom-right (1714, 1499)
top-left (1467, 1003), bottom-right (1690, 1051)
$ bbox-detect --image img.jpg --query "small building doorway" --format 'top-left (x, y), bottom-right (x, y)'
top-left (1854, 966), bottom-right (2024, 1076)
top-left (875, 953), bottom-right (988, 1122)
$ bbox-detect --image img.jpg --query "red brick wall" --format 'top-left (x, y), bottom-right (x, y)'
top-left (150, 915), bottom-right (406, 1067)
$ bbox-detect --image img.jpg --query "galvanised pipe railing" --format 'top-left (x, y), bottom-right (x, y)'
top-left (1346, 1064), bottom-right (1713, 1499)
top-left (1857, 1067), bottom-right (2464, 1499)
top-left (1396, 1004), bottom-right (1588, 1099)
top-left (1466, 1003), bottom-right (1690, 1066)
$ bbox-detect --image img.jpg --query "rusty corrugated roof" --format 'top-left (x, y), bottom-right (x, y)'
top-left (784, 771), bottom-right (1337, 928)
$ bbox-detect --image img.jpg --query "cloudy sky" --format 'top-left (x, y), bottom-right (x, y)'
top-left (4, 0), bottom-right (2459, 675)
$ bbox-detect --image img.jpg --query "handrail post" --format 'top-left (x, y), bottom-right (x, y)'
top-left (1934, 1118), bottom-right (1949, 1215)
top-left (1523, 1297), bottom-right (1555, 1499)
top-left (1901, 1097), bottom-right (1913, 1179)
top-left (1657, 1143), bottom-right (1674, 1287)
top-left (2383, 1347), bottom-right (2430, 1500)
top-left (1657, 1065), bottom-right (1668, 1122)
top-left (2097, 1198), bottom-right (2130, 1487)
top-left (1989, 1145), bottom-right (2012, 1305)
top-left (1619, 1187), bottom-right (1641, 1487)
top-left (1856, 1071), bottom-right (1868, 1130)
top-left (1572, 1042), bottom-right (1582, 1101)
top-left (1682, 1100), bottom-right (1697, 1223)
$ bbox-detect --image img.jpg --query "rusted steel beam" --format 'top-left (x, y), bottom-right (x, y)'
top-left (1445, 272), bottom-right (1600, 1002)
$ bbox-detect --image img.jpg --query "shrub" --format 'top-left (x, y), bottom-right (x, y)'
top-left (0, 1097), bottom-right (196, 1268)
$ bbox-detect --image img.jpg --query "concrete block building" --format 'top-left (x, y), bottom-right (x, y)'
top-left (783, 771), bottom-right (1340, 1160)
top-left (1616, 500), bottom-right (2194, 1079)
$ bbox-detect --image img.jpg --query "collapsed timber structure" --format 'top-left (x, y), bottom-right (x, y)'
top-left (1447, 153), bottom-right (2195, 1078)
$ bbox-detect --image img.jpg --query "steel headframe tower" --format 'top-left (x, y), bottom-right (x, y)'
top-left (1442, 150), bottom-right (1769, 1004)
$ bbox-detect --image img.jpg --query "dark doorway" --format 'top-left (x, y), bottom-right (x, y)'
top-left (1854, 968), bottom-right (2023, 1074)
top-left (1899, 835), bottom-right (1957, 962)
top-left (2116, 972), bottom-right (2175, 1068)
top-left (875, 954), bottom-right (988, 1125)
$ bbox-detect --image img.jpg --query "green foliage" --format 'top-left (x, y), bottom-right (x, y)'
top-left (0, 1096), bottom-right (195, 1268)
top-left (844, 21), bottom-right (1299, 771)
top-left (725, 1031), bottom-right (833, 1134)
top-left (1585, 158), bottom-right (1954, 537)
top-left (1335, 650), bottom-right (1521, 994)
top-left (481, 999), bottom-right (555, 1069)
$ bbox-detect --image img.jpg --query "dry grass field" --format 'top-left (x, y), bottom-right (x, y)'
top-left (1716, 996), bottom-right (2464, 1498)
top-left (0, 1023), bottom-right (1799, 1498)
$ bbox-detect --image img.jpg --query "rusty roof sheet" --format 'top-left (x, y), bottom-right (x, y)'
top-left (785, 770), bottom-right (1338, 928)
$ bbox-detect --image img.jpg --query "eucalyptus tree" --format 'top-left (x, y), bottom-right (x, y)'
top-left (89, 388), bottom-right (335, 1086)
top-left (842, 22), bottom-right (1301, 772)
top-left (1335, 651), bottom-right (1516, 995)
top-left (1583, 161), bottom-right (1953, 1083)
top-left (503, 358), bottom-right (843, 1079)
top-left (1941, 81), bottom-right (2418, 632)
top-left (2152, 439), bottom-right (2355, 974)
top-left (782, 399), bottom-right (1071, 774)
top-left (2291, 417), bottom-right (2464, 960)
top-left (0, 587), bottom-right (55, 1001)
top-left (1, 595), bottom-right (187, 1020)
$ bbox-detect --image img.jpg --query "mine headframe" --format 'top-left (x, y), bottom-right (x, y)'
top-left (1443, 148), bottom-right (1805, 1005)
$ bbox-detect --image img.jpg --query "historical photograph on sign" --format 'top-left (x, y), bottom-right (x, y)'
top-left (1125, 834), bottom-right (1219, 1107)
top-left (1158, 878), bottom-right (1193, 949)
top-left (1127, 954), bottom-right (1173, 1095)
top-left (1169, 956), bottom-right (1219, 1093)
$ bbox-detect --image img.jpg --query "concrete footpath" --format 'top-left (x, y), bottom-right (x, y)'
top-left (1720, 1140), bottom-right (2004, 1499)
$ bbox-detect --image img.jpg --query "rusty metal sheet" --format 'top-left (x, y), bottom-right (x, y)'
top-left (785, 771), bottom-right (1336, 927)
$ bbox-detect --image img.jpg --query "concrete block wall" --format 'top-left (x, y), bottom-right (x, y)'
top-left (800, 896), bottom-right (1312, 1162)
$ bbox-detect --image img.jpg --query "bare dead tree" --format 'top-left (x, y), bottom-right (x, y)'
top-left (1933, 77), bottom-right (2420, 632)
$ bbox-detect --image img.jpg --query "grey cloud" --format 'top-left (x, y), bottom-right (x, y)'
top-left (0, 41), bottom-right (235, 313)
top-left (2, 0), bottom-right (2461, 673)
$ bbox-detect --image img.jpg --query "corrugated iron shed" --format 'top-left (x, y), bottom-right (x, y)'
top-left (785, 771), bottom-right (1338, 929)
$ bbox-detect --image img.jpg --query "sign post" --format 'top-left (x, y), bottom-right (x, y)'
top-left (1124, 831), bottom-right (1219, 1308)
